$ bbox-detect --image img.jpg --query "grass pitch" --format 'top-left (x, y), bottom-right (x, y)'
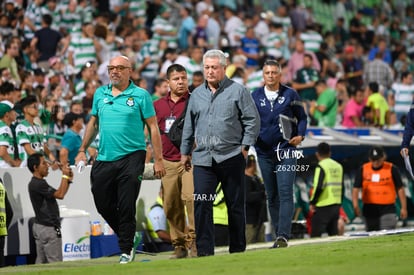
top-left (2, 233), bottom-right (413, 275)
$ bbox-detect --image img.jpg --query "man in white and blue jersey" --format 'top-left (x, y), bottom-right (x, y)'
top-left (391, 72), bottom-right (414, 122)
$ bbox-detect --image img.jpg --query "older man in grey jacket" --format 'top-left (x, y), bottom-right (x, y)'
top-left (181, 49), bottom-right (260, 257)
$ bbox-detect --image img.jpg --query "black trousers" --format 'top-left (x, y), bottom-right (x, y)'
top-left (311, 204), bottom-right (340, 238)
top-left (214, 224), bottom-right (229, 247)
top-left (193, 154), bottom-right (246, 256)
top-left (91, 150), bottom-right (145, 254)
top-left (0, 236), bottom-right (4, 267)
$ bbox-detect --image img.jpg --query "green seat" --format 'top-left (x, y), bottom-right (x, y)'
top-left (342, 173), bottom-right (355, 221)
top-left (398, 173), bottom-right (414, 220)
top-left (294, 177), bottom-right (312, 221)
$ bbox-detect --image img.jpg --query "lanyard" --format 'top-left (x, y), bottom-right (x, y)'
top-left (166, 98), bottom-right (177, 117)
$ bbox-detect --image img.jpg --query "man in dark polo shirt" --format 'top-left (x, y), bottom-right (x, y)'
top-left (153, 64), bottom-right (195, 258)
top-left (27, 153), bottom-right (74, 264)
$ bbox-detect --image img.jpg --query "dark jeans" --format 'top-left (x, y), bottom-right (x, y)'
top-left (257, 156), bottom-right (296, 240)
top-left (214, 224), bottom-right (229, 247)
top-left (193, 154), bottom-right (246, 256)
top-left (91, 150), bottom-right (145, 254)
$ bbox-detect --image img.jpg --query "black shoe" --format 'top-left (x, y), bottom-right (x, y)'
top-left (197, 252), bottom-right (213, 257)
top-left (270, 236), bottom-right (288, 249)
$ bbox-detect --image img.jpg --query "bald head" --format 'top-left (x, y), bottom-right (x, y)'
top-left (110, 55), bottom-right (132, 67)
top-left (108, 56), bottom-right (133, 90)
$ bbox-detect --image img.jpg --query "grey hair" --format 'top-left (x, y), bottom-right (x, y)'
top-left (203, 49), bottom-right (227, 66)
top-left (263, 59), bottom-right (282, 74)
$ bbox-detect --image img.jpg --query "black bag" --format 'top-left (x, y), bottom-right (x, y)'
top-left (167, 96), bottom-right (190, 149)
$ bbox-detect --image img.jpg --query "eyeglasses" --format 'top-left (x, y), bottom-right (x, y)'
top-left (107, 65), bottom-right (131, 72)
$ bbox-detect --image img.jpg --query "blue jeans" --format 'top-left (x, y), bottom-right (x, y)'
top-left (257, 156), bottom-right (296, 240)
top-left (193, 154), bottom-right (246, 255)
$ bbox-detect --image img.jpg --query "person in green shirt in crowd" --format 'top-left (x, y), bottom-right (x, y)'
top-left (151, 78), bottom-right (169, 102)
top-left (292, 53), bottom-right (319, 102)
top-left (310, 79), bottom-right (338, 127)
top-left (366, 82), bottom-right (390, 128)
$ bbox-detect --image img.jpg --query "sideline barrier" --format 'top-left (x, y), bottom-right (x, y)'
top-left (1, 167), bottom-right (160, 257)
top-left (60, 207), bottom-right (90, 261)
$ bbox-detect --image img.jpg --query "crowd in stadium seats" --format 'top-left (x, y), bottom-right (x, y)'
top-left (0, 1), bottom-right (412, 147)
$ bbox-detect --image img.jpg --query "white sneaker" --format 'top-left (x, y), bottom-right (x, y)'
top-left (119, 253), bottom-right (131, 264)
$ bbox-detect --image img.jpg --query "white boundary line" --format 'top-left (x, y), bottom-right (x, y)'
top-left (214, 227), bottom-right (414, 253)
